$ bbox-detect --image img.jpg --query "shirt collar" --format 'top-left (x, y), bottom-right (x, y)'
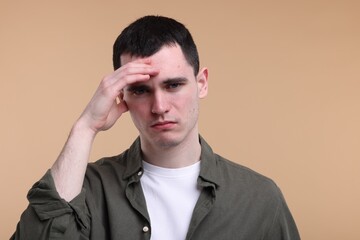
top-left (198, 135), bottom-right (221, 188)
top-left (123, 137), bottom-right (143, 180)
top-left (122, 135), bottom-right (222, 188)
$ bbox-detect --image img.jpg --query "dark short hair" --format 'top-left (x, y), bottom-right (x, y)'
top-left (112, 15), bottom-right (199, 75)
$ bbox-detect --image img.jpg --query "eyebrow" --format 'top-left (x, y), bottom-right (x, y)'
top-left (162, 77), bottom-right (189, 85)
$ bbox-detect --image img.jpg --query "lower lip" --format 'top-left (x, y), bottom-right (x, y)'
top-left (151, 122), bottom-right (176, 130)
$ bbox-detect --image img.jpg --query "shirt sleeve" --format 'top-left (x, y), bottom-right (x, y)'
top-left (11, 170), bottom-right (90, 240)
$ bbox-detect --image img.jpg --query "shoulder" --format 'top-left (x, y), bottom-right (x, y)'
top-left (83, 149), bottom-right (131, 186)
top-left (88, 151), bottom-right (127, 171)
top-left (84, 138), bottom-right (143, 186)
top-left (89, 151), bottom-right (127, 169)
top-left (86, 138), bottom-right (143, 178)
top-left (199, 136), bottom-right (281, 199)
top-left (217, 154), bottom-right (275, 184)
top-left (212, 153), bottom-right (283, 202)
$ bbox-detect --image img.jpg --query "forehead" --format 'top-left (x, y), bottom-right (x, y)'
top-left (121, 45), bottom-right (193, 76)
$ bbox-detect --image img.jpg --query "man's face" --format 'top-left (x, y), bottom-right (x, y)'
top-left (121, 44), bottom-right (208, 148)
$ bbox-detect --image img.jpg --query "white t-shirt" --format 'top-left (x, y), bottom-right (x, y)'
top-left (140, 160), bottom-right (201, 240)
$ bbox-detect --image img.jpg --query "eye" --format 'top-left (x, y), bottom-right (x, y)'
top-left (128, 86), bottom-right (150, 96)
top-left (166, 82), bottom-right (183, 90)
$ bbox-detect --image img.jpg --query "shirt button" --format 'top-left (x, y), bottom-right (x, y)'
top-left (138, 171), bottom-right (143, 176)
top-left (142, 226), bottom-right (149, 232)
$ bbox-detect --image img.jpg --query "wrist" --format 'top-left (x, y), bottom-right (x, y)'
top-left (71, 118), bottom-right (98, 141)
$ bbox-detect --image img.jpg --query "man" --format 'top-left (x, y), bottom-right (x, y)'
top-left (12, 15), bottom-right (300, 239)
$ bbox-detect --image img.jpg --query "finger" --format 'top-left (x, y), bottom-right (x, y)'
top-left (108, 69), bottom-right (160, 96)
top-left (113, 63), bottom-right (159, 80)
top-left (104, 64), bottom-right (159, 90)
top-left (112, 56), bottom-right (159, 78)
top-left (112, 57), bottom-right (152, 75)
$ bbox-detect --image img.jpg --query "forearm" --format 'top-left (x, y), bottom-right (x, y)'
top-left (51, 119), bottom-right (97, 202)
top-left (50, 60), bottom-right (157, 201)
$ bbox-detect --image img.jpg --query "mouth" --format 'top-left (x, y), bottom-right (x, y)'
top-left (150, 121), bottom-right (177, 130)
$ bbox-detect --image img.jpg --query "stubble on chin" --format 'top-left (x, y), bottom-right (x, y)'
top-left (156, 139), bottom-right (181, 148)
top-left (146, 133), bottom-right (182, 149)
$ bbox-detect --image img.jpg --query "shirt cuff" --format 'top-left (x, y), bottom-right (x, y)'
top-left (27, 169), bottom-right (89, 229)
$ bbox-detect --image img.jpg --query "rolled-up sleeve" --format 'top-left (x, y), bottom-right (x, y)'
top-left (11, 170), bottom-right (90, 240)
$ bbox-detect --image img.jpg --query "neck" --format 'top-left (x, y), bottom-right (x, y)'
top-left (140, 132), bottom-right (201, 168)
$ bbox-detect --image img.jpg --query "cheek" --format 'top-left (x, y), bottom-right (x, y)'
top-left (181, 94), bottom-right (199, 115)
top-left (125, 95), bottom-right (147, 111)
top-left (126, 100), bottom-right (149, 121)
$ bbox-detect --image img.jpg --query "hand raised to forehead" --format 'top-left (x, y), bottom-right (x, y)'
top-left (78, 58), bottom-right (160, 133)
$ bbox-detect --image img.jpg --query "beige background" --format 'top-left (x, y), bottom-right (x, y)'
top-left (1, 1), bottom-right (359, 239)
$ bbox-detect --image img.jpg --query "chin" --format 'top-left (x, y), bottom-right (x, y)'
top-left (153, 136), bottom-right (182, 148)
top-left (158, 139), bottom-right (182, 148)
top-left (144, 131), bottom-right (184, 148)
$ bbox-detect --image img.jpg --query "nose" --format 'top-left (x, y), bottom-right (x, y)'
top-left (151, 91), bottom-right (170, 115)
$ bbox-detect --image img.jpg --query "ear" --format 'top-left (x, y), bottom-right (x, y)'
top-left (117, 89), bottom-right (125, 103)
top-left (197, 67), bottom-right (209, 98)
top-left (119, 89), bottom-right (124, 100)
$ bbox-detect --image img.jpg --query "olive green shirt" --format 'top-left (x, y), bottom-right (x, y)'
top-left (12, 137), bottom-right (300, 239)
